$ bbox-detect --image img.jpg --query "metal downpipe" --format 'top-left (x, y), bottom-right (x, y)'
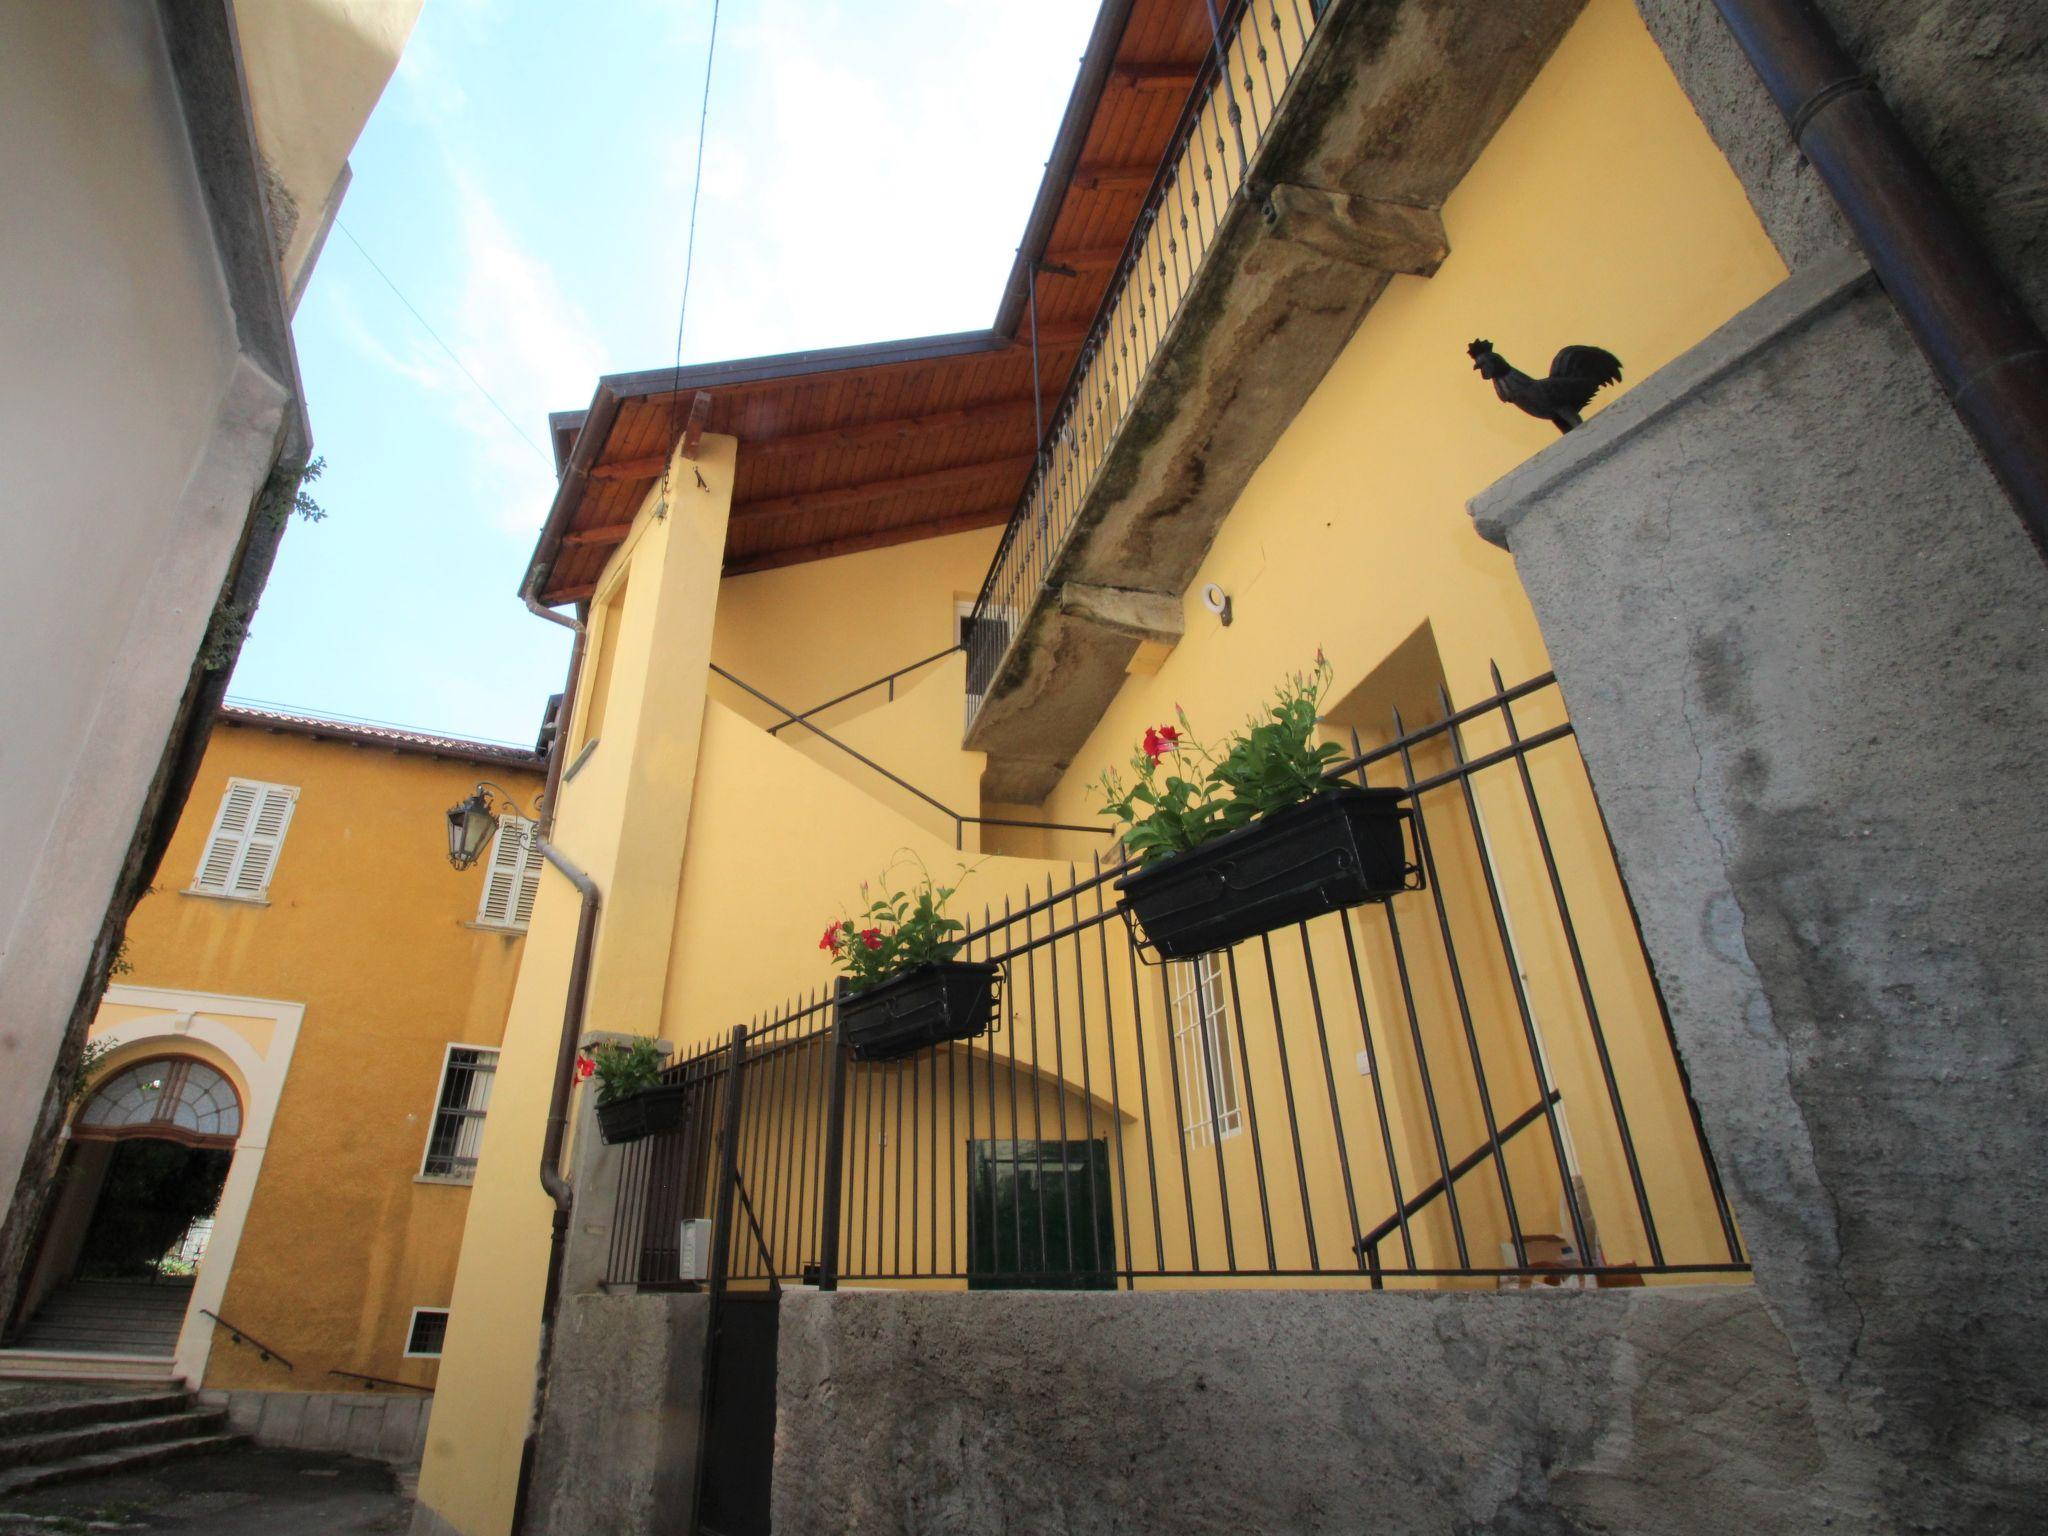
top-left (1711, 0), bottom-right (2048, 559)
top-left (509, 838), bottom-right (600, 1536)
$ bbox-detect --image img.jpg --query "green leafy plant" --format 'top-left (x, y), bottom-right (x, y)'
top-left (258, 455), bottom-right (328, 531)
top-left (1097, 654), bottom-right (1345, 866)
top-left (70, 1037), bottom-right (119, 1105)
top-left (577, 1038), bottom-right (664, 1105)
top-left (818, 857), bottom-right (972, 995)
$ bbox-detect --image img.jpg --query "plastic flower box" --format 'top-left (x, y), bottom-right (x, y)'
top-left (596, 1082), bottom-right (690, 1146)
top-left (1114, 785), bottom-right (1416, 960)
top-left (839, 961), bottom-right (1001, 1062)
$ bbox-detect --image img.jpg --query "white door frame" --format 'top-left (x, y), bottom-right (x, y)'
top-left (83, 985), bottom-right (304, 1385)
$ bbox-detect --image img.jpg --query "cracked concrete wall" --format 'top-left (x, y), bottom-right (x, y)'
top-left (774, 1286), bottom-right (1824, 1535)
top-left (1631, 0), bottom-right (2048, 317)
top-left (1471, 255), bottom-right (2048, 1531)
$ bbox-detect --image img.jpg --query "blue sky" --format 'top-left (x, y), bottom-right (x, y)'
top-left (231, 0), bottom-right (1098, 748)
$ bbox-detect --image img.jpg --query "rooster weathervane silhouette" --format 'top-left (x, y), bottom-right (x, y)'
top-left (1468, 339), bottom-right (1622, 433)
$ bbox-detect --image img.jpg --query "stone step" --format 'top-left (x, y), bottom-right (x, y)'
top-left (19, 1317), bottom-right (185, 1336)
top-left (0, 1431), bottom-right (245, 1496)
top-left (0, 1351), bottom-right (177, 1384)
top-left (0, 1391), bottom-right (189, 1439)
top-left (14, 1332), bottom-right (183, 1357)
top-left (0, 1408), bottom-right (226, 1471)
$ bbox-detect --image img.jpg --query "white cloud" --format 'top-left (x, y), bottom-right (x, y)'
top-left (339, 169), bottom-right (607, 539)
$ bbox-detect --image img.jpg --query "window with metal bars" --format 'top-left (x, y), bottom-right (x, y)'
top-left (419, 1046), bottom-right (498, 1182)
top-left (190, 778), bottom-right (297, 901)
top-left (474, 815), bottom-right (542, 930)
top-left (1169, 954), bottom-right (1242, 1146)
top-left (404, 1308), bottom-right (449, 1357)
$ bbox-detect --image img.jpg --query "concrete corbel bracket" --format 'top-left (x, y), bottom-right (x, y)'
top-left (1057, 582), bottom-right (1185, 644)
top-left (1261, 184), bottom-right (1450, 277)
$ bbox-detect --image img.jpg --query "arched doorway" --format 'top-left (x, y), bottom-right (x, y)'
top-left (14, 1057), bottom-right (242, 1358)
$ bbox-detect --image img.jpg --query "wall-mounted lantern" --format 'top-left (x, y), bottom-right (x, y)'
top-left (446, 782), bottom-right (527, 871)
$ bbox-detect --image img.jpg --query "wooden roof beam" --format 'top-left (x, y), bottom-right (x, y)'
top-left (732, 454), bottom-right (1035, 524)
top-left (724, 507), bottom-right (1015, 576)
top-left (1070, 161), bottom-right (1157, 194)
top-left (562, 523), bottom-right (632, 549)
top-left (1007, 318), bottom-right (1091, 348)
top-left (680, 390), bottom-right (712, 460)
top-left (742, 396), bottom-right (1036, 460)
top-left (589, 454), bottom-right (667, 482)
top-left (1042, 246), bottom-right (1125, 273)
top-left (1107, 63), bottom-right (1201, 92)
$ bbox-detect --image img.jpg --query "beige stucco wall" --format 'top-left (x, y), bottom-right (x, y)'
top-left (0, 3), bottom-right (290, 1256)
top-left (234, 0), bottom-right (425, 291)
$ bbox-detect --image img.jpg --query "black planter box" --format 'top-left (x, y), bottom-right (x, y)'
top-left (1115, 785), bottom-right (1415, 960)
top-left (840, 961), bottom-right (1001, 1062)
top-left (596, 1082), bottom-right (689, 1146)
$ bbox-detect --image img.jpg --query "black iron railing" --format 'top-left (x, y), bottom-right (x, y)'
top-left (965, 0), bottom-right (1330, 715)
top-left (199, 1308), bottom-right (294, 1368)
top-left (763, 645), bottom-right (963, 736)
top-left (607, 672), bottom-right (1747, 1292)
top-left (709, 662), bottom-right (1107, 851)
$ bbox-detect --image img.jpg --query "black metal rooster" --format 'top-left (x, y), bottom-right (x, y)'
top-left (1467, 339), bottom-right (1622, 433)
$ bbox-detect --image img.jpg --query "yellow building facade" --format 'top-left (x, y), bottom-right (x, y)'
top-left (6, 709), bottom-right (544, 1426)
top-left (417, 3), bottom-right (1788, 1530)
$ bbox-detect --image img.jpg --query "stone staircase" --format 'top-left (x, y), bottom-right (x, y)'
top-left (0, 1388), bottom-right (243, 1495)
top-left (15, 1279), bottom-right (190, 1357)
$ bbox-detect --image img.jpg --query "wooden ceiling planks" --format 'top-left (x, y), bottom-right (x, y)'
top-left (530, 0), bottom-right (1217, 604)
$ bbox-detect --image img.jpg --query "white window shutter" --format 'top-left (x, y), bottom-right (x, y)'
top-left (194, 783), bottom-right (258, 891)
top-left (231, 785), bottom-right (296, 897)
top-left (478, 816), bottom-right (538, 928)
top-left (513, 832), bottom-right (542, 927)
top-left (193, 779), bottom-right (296, 899)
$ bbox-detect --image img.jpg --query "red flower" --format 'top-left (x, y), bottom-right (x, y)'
top-left (1142, 724), bottom-right (1181, 762)
top-left (861, 927), bottom-right (883, 951)
top-left (575, 1055), bottom-right (594, 1081)
top-left (819, 920), bottom-right (844, 953)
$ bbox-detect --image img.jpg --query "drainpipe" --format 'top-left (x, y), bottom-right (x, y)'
top-left (508, 838), bottom-right (600, 1536)
top-left (1710, 0), bottom-right (2048, 559)
top-left (524, 580), bottom-right (584, 634)
top-left (536, 622), bottom-right (586, 841)
top-left (508, 591), bottom-right (599, 1536)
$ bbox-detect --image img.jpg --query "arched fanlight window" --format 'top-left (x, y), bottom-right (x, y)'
top-left (76, 1058), bottom-right (242, 1148)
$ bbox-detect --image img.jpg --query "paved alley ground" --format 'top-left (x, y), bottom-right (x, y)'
top-left (0, 1445), bottom-right (411, 1536)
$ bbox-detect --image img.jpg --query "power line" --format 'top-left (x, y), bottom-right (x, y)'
top-left (660, 0), bottom-right (725, 511)
top-left (333, 220), bottom-right (551, 464)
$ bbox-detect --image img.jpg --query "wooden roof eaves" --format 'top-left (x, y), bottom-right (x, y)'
top-left (523, 329), bottom-right (1015, 607)
top-left (989, 0), bottom-right (1143, 340)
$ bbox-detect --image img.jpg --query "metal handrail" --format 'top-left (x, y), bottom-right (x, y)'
top-left (710, 662), bottom-right (1108, 850)
top-left (1354, 1091), bottom-right (1563, 1284)
top-left (329, 1368), bottom-right (432, 1393)
top-left (199, 1308), bottom-right (294, 1369)
top-left (765, 645), bottom-right (963, 735)
top-left (965, 0), bottom-right (1328, 720)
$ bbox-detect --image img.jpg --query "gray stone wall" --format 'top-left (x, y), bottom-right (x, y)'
top-left (1631, 1), bottom-right (2048, 315)
top-left (1472, 255), bottom-right (2048, 1532)
top-left (202, 1387), bottom-right (431, 1464)
top-left (774, 1286), bottom-right (1824, 1535)
top-left (525, 1292), bottom-right (707, 1536)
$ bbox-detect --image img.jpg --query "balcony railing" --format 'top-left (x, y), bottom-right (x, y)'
top-left (606, 672), bottom-right (1748, 1293)
top-left (964, 0), bottom-right (1329, 719)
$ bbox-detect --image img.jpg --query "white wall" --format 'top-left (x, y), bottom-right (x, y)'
top-left (0, 6), bottom-right (289, 1237)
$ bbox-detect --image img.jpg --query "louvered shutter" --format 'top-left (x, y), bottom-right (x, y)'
top-left (478, 816), bottom-right (540, 929)
top-left (192, 779), bottom-right (296, 898)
